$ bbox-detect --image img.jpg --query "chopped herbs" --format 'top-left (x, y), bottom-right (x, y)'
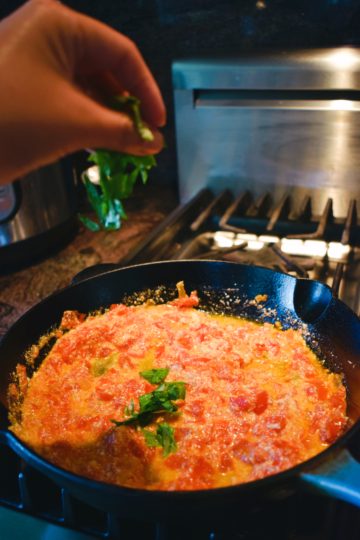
top-left (111, 368), bottom-right (185, 456)
top-left (140, 368), bottom-right (169, 385)
top-left (79, 95), bottom-right (158, 232)
top-left (123, 399), bottom-right (135, 417)
top-left (143, 423), bottom-right (177, 457)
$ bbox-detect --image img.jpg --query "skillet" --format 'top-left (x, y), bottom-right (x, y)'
top-left (1, 259), bottom-right (360, 520)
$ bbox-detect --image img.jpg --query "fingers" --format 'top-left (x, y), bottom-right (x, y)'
top-left (63, 6), bottom-right (166, 128)
top-left (54, 82), bottom-right (165, 157)
top-left (0, 0), bottom-right (166, 184)
top-left (86, 107), bottom-right (165, 156)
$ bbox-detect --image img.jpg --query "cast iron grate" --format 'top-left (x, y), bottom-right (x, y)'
top-left (122, 188), bottom-right (360, 303)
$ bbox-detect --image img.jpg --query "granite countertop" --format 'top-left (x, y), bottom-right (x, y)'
top-left (0, 185), bottom-right (177, 340)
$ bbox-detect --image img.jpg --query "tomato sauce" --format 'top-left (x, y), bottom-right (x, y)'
top-left (9, 292), bottom-right (348, 491)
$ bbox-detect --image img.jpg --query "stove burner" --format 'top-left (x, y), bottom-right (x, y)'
top-left (224, 243), bottom-right (313, 278)
top-left (173, 231), bottom-right (313, 277)
top-left (122, 189), bottom-right (359, 310)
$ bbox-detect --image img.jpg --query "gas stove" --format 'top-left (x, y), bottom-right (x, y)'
top-left (1, 48), bottom-right (360, 540)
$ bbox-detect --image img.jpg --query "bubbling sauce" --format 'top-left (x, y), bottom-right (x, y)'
top-left (9, 291), bottom-right (347, 491)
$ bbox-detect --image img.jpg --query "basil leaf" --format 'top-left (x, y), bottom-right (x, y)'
top-left (156, 423), bottom-right (177, 457)
top-left (142, 428), bottom-right (162, 448)
top-left (140, 368), bottom-right (169, 385)
top-left (162, 382), bottom-right (186, 401)
top-left (112, 368), bottom-right (185, 456)
top-left (81, 95), bottom-right (158, 231)
top-left (142, 423), bottom-right (177, 456)
top-left (78, 215), bottom-right (100, 232)
top-left (124, 399), bottom-right (135, 417)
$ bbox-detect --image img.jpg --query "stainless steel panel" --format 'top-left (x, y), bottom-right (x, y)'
top-left (173, 48), bottom-right (360, 217)
top-left (0, 161), bottom-right (76, 248)
top-left (173, 48), bottom-right (360, 90)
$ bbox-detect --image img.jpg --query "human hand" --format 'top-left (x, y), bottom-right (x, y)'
top-left (0, 0), bottom-right (166, 184)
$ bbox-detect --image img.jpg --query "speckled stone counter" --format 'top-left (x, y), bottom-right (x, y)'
top-left (0, 185), bottom-right (177, 340)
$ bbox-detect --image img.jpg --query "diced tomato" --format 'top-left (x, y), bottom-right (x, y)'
top-left (306, 385), bottom-right (317, 399)
top-left (273, 439), bottom-right (299, 461)
top-left (165, 453), bottom-right (188, 470)
top-left (155, 344), bottom-right (165, 358)
top-left (188, 399), bottom-right (205, 418)
top-left (230, 396), bottom-right (252, 413)
top-left (109, 304), bottom-right (128, 314)
top-left (255, 343), bottom-right (267, 354)
top-left (330, 390), bottom-right (346, 410)
top-left (95, 385), bottom-right (114, 401)
top-left (265, 414), bottom-right (287, 432)
top-left (233, 439), bottom-right (265, 465)
top-left (60, 310), bottom-right (85, 330)
top-left (254, 391), bottom-right (268, 415)
top-left (171, 291), bottom-right (199, 308)
top-left (189, 356), bottom-right (211, 364)
top-left (230, 390), bottom-right (268, 415)
top-left (220, 454), bottom-right (233, 472)
top-left (192, 457), bottom-right (214, 480)
top-left (306, 381), bottom-right (327, 401)
top-left (320, 416), bottom-right (346, 444)
top-left (178, 335), bottom-right (192, 348)
top-left (268, 341), bottom-right (280, 355)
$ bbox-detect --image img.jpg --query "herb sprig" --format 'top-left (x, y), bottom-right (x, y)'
top-left (111, 368), bottom-right (185, 456)
top-left (79, 95), bottom-right (158, 232)
top-left (143, 423), bottom-right (177, 457)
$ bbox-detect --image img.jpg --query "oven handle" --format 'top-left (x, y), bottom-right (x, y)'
top-left (300, 448), bottom-right (360, 507)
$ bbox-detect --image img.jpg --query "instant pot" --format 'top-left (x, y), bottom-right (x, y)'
top-left (0, 159), bottom-right (78, 269)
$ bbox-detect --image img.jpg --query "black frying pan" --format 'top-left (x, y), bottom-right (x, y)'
top-left (1, 260), bottom-right (360, 520)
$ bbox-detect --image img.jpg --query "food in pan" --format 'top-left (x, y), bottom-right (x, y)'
top-left (8, 285), bottom-right (348, 491)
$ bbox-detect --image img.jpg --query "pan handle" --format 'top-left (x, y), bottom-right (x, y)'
top-left (300, 448), bottom-right (360, 507)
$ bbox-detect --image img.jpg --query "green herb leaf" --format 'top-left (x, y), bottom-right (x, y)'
top-left (78, 215), bottom-right (100, 232)
top-left (156, 423), bottom-right (177, 457)
top-left (142, 428), bottom-right (162, 448)
top-left (142, 423), bottom-right (177, 456)
top-left (111, 369), bottom-right (186, 456)
top-left (157, 382), bottom-right (186, 401)
top-left (124, 399), bottom-right (135, 417)
top-left (80, 95), bottom-right (159, 231)
top-left (140, 368), bottom-right (169, 385)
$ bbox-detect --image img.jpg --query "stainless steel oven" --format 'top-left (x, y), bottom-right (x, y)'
top-left (173, 47), bottom-right (360, 212)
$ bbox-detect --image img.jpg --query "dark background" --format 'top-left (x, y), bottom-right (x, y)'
top-left (1, 0), bottom-right (360, 192)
